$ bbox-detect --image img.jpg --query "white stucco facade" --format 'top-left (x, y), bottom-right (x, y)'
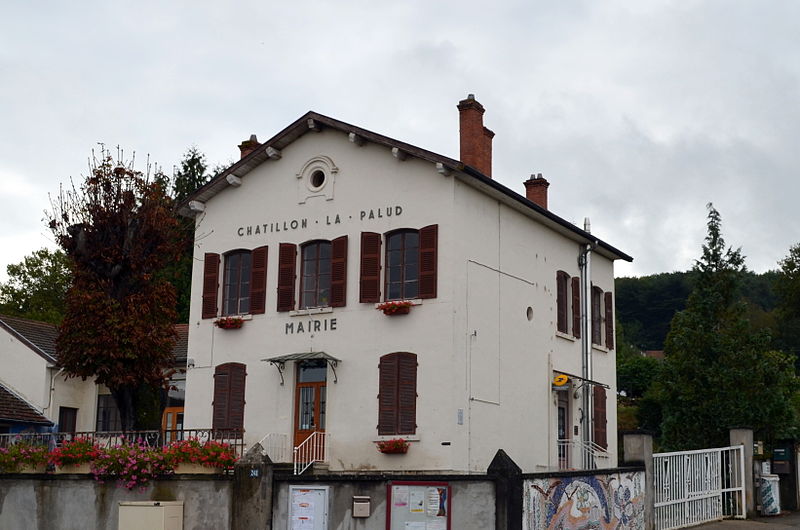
top-left (182, 110), bottom-right (630, 474)
top-left (0, 320), bottom-right (97, 432)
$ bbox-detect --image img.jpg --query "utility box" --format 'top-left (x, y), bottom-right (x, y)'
top-left (119, 501), bottom-right (184, 530)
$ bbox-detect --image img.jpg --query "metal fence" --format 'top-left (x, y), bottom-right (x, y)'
top-left (0, 429), bottom-right (246, 457)
top-left (654, 445), bottom-right (745, 530)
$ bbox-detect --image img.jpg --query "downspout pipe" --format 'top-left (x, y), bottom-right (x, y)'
top-left (579, 217), bottom-right (598, 468)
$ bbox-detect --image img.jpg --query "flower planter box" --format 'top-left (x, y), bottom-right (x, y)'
top-left (383, 306), bottom-right (410, 316)
top-left (215, 317), bottom-right (244, 329)
top-left (56, 462), bottom-right (92, 474)
top-left (173, 463), bottom-right (221, 474)
top-left (19, 464), bottom-right (48, 474)
top-left (378, 446), bottom-right (409, 454)
top-left (376, 438), bottom-right (410, 454)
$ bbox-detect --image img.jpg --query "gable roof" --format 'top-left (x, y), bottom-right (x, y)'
top-left (0, 315), bottom-right (189, 367)
top-left (0, 382), bottom-right (52, 425)
top-left (0, 315), bottom-right (58, 363)
top-left (179, 111), bottom-right (633, 262)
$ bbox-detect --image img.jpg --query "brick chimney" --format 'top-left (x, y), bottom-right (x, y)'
top-left (524, 173), bottom-right (550, 209)
top-left (457, 94), bottom-right (495, 177)
top-left (238, 134), bottom-right (260, 159)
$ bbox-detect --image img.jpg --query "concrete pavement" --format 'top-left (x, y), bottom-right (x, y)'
top-left (699, 512), bottom-right (800, 528)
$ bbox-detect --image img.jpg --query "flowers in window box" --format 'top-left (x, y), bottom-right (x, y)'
top-left (215, 316), bottom-right (244, 329)
top-left (0, 441), bottom-right (49, 472)
top-left (376, 438), bottom-right (410, 454)
top-left (49, 437), bottom-right (102, 468)
top-left (376, 300), bottom-right (413, 316)
top-left (163, 438), bottom-right (238, 470)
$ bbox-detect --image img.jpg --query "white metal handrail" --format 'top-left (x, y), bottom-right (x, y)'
top-left (557, 438), bottom-right (610, 470)
top-left (293, 431), bottom-right (328, 475)
top-left (257, 432), bottom-right (290, 463)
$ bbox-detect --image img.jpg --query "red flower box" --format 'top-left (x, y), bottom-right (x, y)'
top-left (215, 316), bottom-right (244, 329)
top-left (376, 301), bottom-right (413, 316)
top-left (376, 438), bottom-right (410, 454)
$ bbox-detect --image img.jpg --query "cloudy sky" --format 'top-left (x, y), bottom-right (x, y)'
top-left (1, 1), bottom-right (798, 280)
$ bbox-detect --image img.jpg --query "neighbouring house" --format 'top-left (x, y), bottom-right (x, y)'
top-left (0, 314), bottom-right (188, 434)
top-left (180, 95), bottom-right (632, 474)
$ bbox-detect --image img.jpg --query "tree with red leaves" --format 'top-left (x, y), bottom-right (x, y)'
top-left (47, 147), bottom-right (184, 431)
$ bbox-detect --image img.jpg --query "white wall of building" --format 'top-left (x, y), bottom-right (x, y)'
top-left (183, 126), bottom-right (622, 473)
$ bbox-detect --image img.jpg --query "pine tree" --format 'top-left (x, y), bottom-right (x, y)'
top-left (659, 204), bottom-right (798, 449)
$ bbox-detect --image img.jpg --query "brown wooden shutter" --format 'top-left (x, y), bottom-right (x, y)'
top-left (213, 362), bottom-right (246, 432)
top-left (360, 232), bottom-right (382, 303)
top-left (592, 286), bottom-right (602, 344)
top-left (397, 353), bottom-right (418, 434)
top-left (556, 271), bottom-right (568, 333)
top-left (604, 291), bottom-right (614, 350)
top-left (277, 243), bottom-right (297, 312)
top-left (202, 253), bottom-right (220, 319)
top-left (212, 364), bottom-right (230, 430)
top-left (571, 277), bottom-right (581, 338)
top-left (593, 386), bottom-right (607, 449)
top-left (418, 224), bottom-right (438, 299)
top-left (227, 363), bottom-right (246, 431)
top-left (378, 354), bottom-right (399, 435)
top-left (330, 236), bottom-right (348, 307)
top-left (249, 246), bottom-right (268, 314)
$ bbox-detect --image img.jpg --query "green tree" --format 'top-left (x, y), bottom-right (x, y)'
top-left (165, 146), bottom-right (212, 322)
top-left (0, 248), bottom-right (71, 324)
top-left (775, 243), bottom-right (800, 361)
top-left (658, 204), bottom-right (798, 449)
top-left (172, 146), bottom-right (209, 203)
top-left (47, 147), bottom-right (185, 431)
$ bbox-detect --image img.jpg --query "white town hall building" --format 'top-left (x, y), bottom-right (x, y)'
top-left (180, 95), bottom-right (632, 475)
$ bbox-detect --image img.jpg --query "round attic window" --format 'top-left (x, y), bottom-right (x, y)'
top-left (310, 169), bottom-right (326, 189)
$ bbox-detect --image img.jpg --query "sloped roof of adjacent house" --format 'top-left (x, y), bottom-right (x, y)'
top-left (0, 315), bottom-right (189, 366)
top-left (179, 110), bottom-right (633, 262)
top-left (0, 382), bottom-right (52, 425)
top-left (0, 314), bottom-right (58, 363)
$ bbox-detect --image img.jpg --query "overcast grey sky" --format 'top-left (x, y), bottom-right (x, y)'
top-left (1, 1), bottom-right (798, 280)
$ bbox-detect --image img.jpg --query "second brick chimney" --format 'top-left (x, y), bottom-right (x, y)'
top-left (238, 134), bottom-right (260, 159)
top-left (457, 94), bottom-right (495, 177)
top-left (524, 174), bottom-right (550, 209)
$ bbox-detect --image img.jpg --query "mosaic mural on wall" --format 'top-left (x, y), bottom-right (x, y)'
top-left (525, 470), bottom-right (645, 530)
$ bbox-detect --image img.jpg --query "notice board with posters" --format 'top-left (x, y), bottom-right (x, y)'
top-left (387, 481), bottom-right (451, 529)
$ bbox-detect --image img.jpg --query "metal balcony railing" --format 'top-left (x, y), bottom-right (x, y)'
top-left (0, 428), bottom-right (246, 457)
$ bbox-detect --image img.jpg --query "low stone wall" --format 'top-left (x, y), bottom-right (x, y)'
top-left (272, 474), bottom-right (496, 530)
top-left (0, 474), bottom-right (232, 530)
top-left (523, 468), bottom-right (646, 530)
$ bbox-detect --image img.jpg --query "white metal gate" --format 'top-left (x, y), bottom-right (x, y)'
top-left (654, 445), bottom-right (745, 530)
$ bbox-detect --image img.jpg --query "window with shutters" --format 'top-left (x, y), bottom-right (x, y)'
top-left (212, 362), bottom-right (246, 433)
top-left (362, 225), bottom-right (437, 303)
top-left (556, 272), bottom-right (581, 339)
top-left (279, 236), bottom-right (347, 311)
top-left (204, 247), bottom-right (267, 318)
top-left (223, 250), bottom-right (252, 315)
top-left (378, 352), bottom-right (417, 435)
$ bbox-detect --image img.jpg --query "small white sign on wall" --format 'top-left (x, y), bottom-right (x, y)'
top-left (290, 485), bottom-right (329, 530)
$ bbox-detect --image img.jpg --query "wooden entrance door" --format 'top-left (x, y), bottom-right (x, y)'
top-left (294, 360), bottom-right (327, 447)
